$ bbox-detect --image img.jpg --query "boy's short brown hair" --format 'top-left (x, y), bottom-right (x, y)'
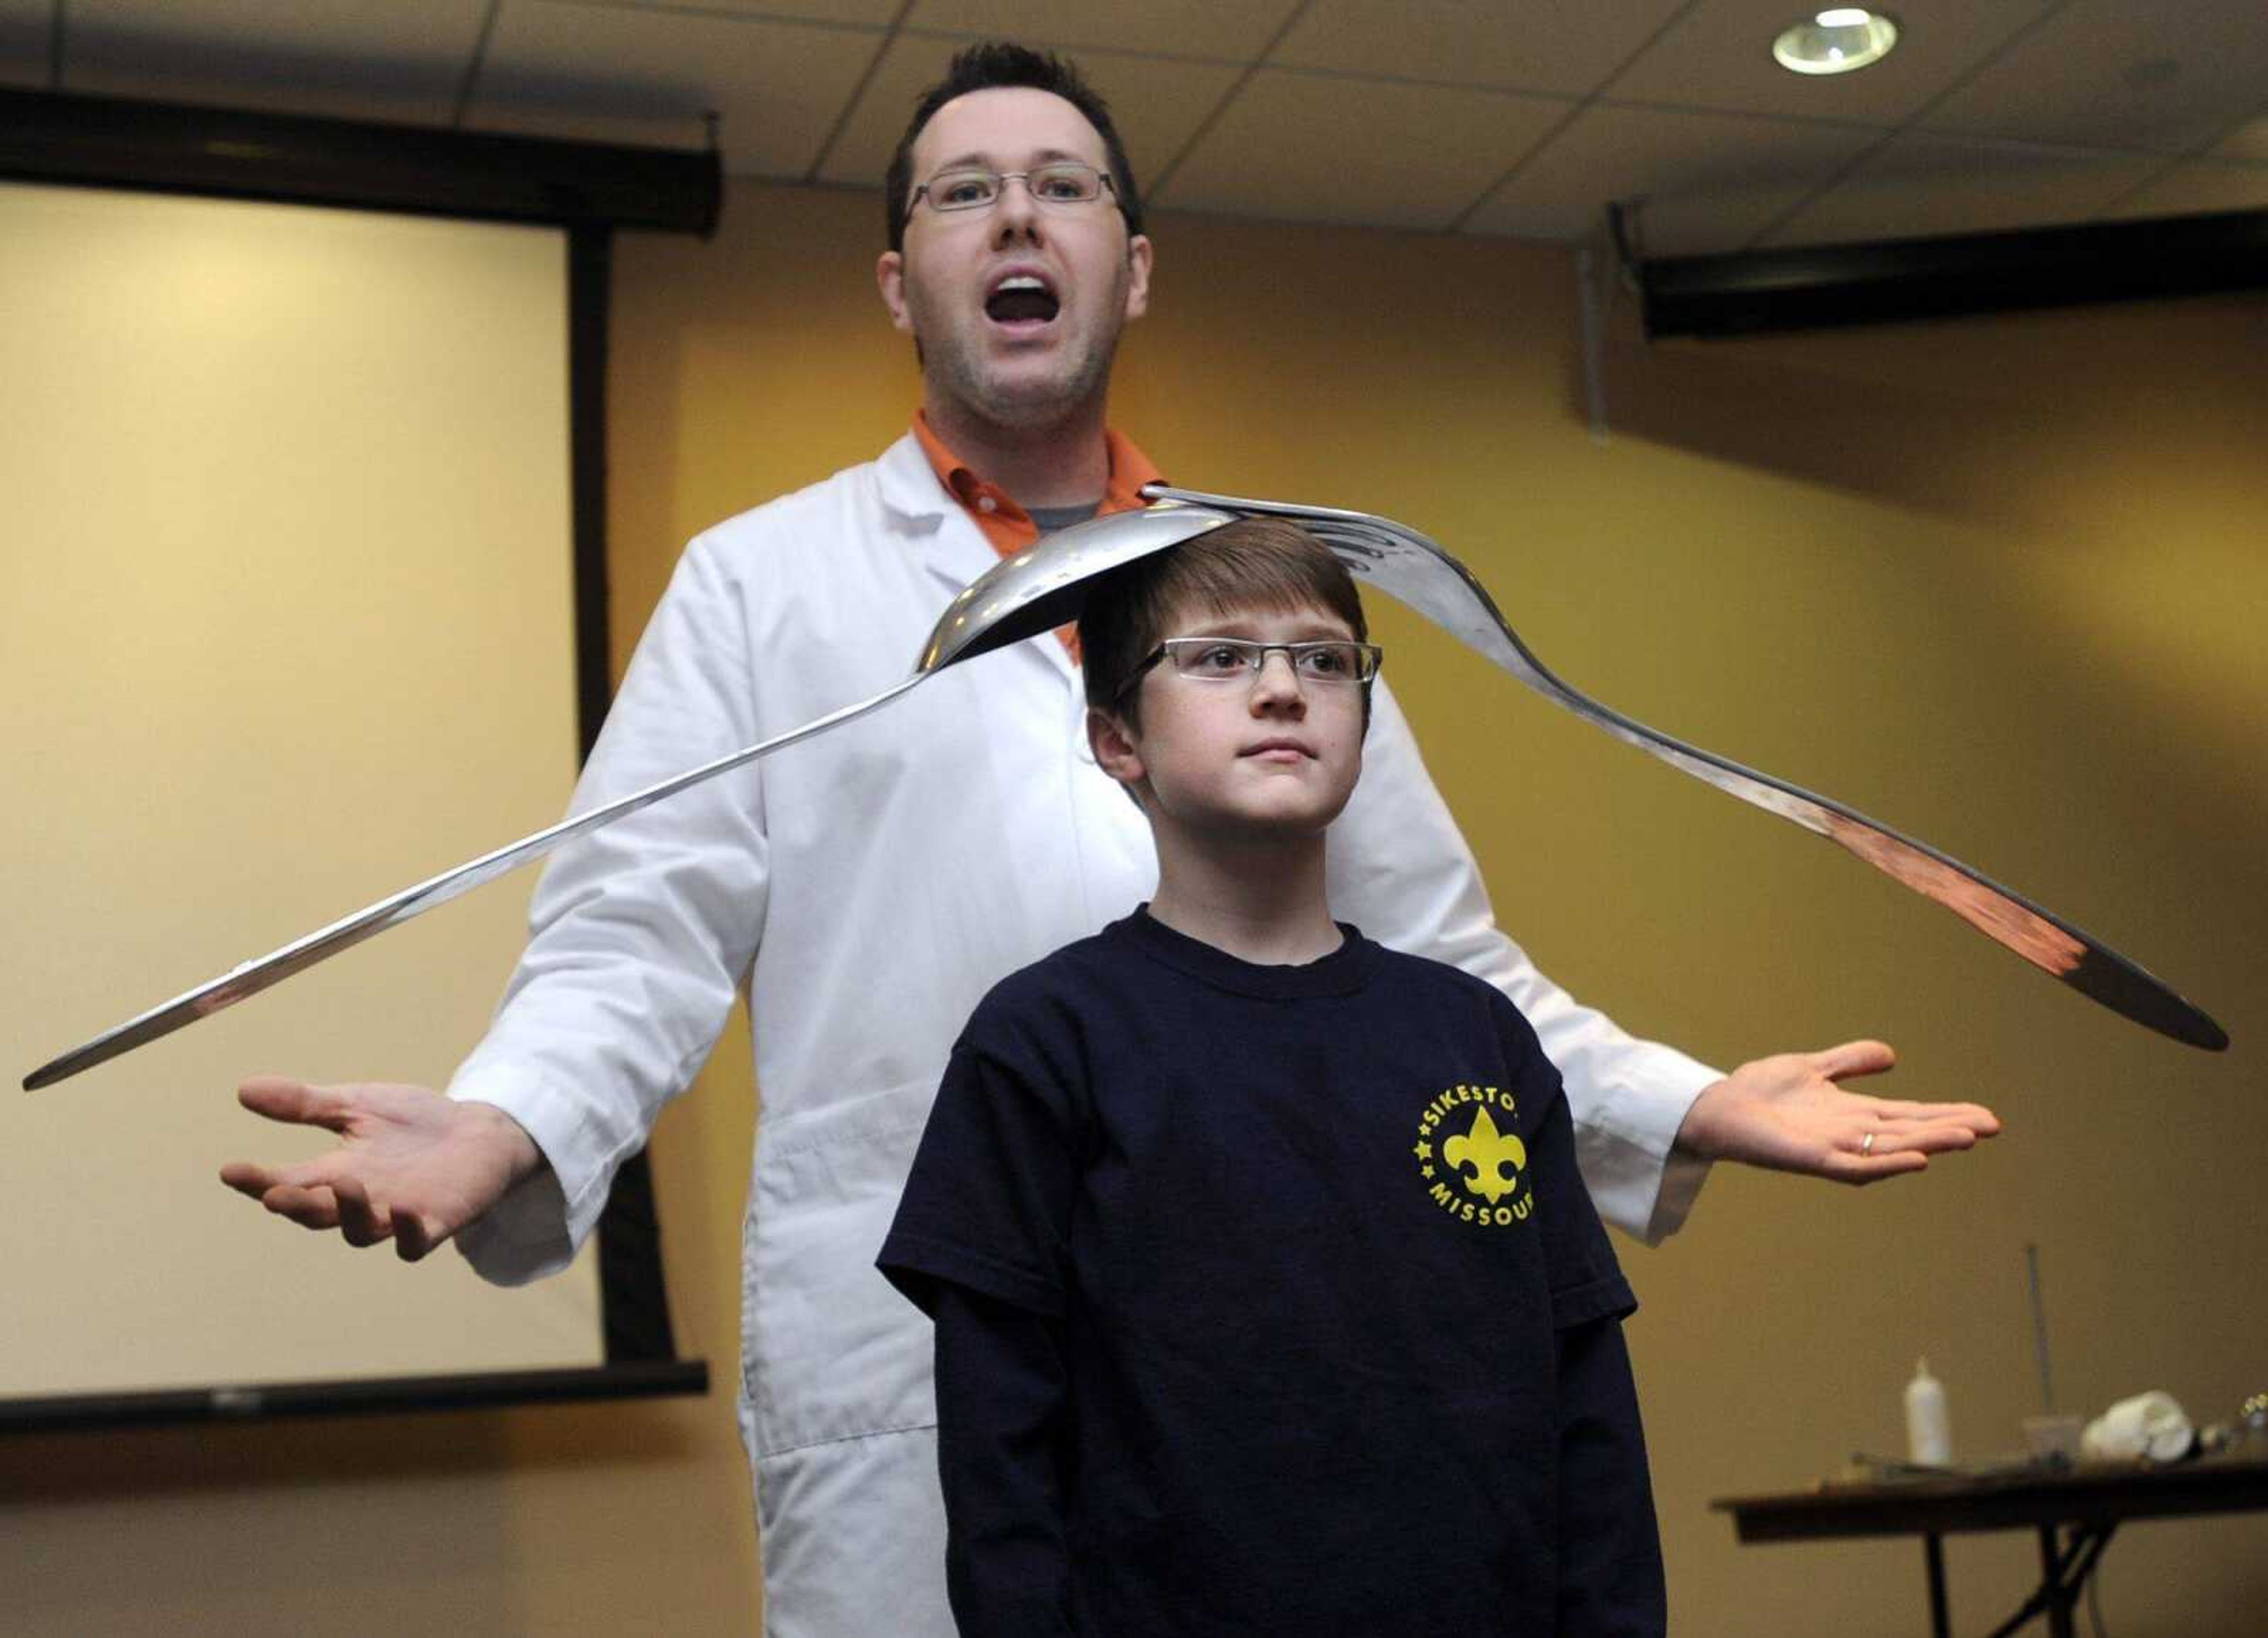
top-left (1078, 515), bottom-right (1368, 732)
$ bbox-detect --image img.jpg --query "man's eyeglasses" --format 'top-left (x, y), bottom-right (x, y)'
top-left (906, 162), bottom-right (1119, 223)
top-left (1120, 638), bottom-right (1384, 698)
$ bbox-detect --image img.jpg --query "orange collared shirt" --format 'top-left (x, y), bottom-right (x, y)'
top-left (913, 413), bottom-right (1165, 662)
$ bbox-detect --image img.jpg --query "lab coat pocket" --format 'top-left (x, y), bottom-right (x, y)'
top-left (743, 1076), bottom-right (940, 1458)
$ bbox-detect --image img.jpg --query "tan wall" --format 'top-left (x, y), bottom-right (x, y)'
top-left (6, 177), bottom-right (2260, 1636)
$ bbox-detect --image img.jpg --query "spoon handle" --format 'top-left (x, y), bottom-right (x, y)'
top-left (22, 674), bottom-right (928, 1091)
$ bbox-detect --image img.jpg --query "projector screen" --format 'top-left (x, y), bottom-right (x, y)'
top-left (0, 179), bottom-right (610, 1407)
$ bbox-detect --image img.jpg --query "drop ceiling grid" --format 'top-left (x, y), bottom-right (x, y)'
top-left (1915, 0), bottom-right (2268, 156)
top-left (57, 0), bottom-right (493, 124)
top-left (1608, 0), bottom-right (2067, 126)
top-left (2101, 158), bottom-right (2268, 221)
top-left (902, 0), bottom-right (1304, 64)
top-left (12, 0), bottom-right (2268, 250)
top-left (1267, 0), bottom-right (1695, 98)
top-left (1461, 102), bottom-right (1887, 254)
top-left (814, 32), bottom-right (1240, 191)
top-left (467, 1), bottom-right (882, 169)
top-left (2087, 86), bottom-right (2268, 224)
top-left (1762, 129), bottom-right (2171, 246)
top-left (1746, 0), bottom-right (2268, 249)
top-left (1154, 67), bottom-right (1574, 231)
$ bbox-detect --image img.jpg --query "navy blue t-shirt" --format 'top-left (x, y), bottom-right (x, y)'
top-left (881, 908), bottom-right (1664, 1636)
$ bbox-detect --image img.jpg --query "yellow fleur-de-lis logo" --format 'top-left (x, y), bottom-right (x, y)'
top-left (1413, 1084), bottom-right (1533, 1228)
top-left (1443, 1105), bottom-right (1526, 1204)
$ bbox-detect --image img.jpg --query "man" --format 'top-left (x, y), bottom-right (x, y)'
top-left (223, 43), bottom-right (1997, 1636)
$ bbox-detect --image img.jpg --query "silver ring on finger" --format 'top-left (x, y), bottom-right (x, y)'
top-left (1860, 1130), bottom-right (1876, 1156)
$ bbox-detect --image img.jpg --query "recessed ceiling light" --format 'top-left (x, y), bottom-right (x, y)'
top-left (1773, 9), bottom-right (1900, 76)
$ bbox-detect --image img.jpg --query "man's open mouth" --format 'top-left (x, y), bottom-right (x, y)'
top-left (985, 275), bottom-right (1060, 324)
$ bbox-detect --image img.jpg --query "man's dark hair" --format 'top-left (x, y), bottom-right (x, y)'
top-left (885, 42), bottom-right (1145, 253)
top-left (1079, 516), bottom-right (1370, 736)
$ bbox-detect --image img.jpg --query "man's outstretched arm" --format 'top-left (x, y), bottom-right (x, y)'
top-left (219, 1076), bottom-right (545, 1261)
top-left (1673, 1039), bottom-right (2001, 1182)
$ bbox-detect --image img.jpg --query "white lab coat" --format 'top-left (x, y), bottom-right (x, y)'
top-left (451, 433), bottom-right (1716, 1637)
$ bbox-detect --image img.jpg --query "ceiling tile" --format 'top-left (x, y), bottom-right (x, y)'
top-left (1762, 130), bottom-right (2163, 246)
top-left (2207, 108), bottom-right (2268, 164)
top-left (1919, 0), bottom-right (2268, 155)
top-left (1158, 68), bottom-right (1572, 230)
top-left (904, 0), bottom-right (1302, 62)
top-left (31, 0), bottom-right (2250, 242)
top-left (2101, 159), bottom-right (2268, 220)
top-left (632, 0), bottom-right (905, 21)
top-left (468, 1), bottom-right (883, 170)
top-left (1271, 0), bottom-right (1688, 96)
top-left (59, 0), bottom-right (489, 123)
top-left (1, 0), bottom-right (51, 90)
top-left (815, 32), bottom-right (1239, 191)
top-left (1464, 102), bottom-right (1882, 253)
top-left (1609, 0), bottom-right (2056, 128)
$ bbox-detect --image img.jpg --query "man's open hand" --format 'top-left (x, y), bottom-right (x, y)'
top-left (1673, 1040), bottom-right (2000, 1183)
top-left (220, 1076), bottom-right (543, 1260)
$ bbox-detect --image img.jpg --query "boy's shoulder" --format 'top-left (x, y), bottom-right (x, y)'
top-left (1371, 937), bottom-right (1536, 1014)
top-left (1362, 941), bottom-right (1556, 1084)
top-left (1367, 938), bottom-right (1498, 995)
top-left (959, 922), bottom-right (1133, 1042)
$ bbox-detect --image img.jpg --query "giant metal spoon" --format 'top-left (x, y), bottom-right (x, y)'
top-left (1145, 481), bottom-right (2225, 1052)
top-left (22, 487), bottom-right (2224, 1091)
top-left (22, 501), bottom-right (1238, 1091)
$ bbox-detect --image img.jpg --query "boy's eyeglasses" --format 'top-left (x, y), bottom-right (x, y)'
top-left (905, 162), bottom-right (1119, 223)
top-left (1120, 638), bottom-right (1383, 698)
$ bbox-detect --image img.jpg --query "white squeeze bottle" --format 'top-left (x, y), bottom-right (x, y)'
top-left (1905, 1358), bottom-right (1953, 1466)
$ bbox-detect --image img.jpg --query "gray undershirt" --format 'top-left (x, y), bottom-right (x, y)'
top-left (1028, 501), bottom-right (1102, 534)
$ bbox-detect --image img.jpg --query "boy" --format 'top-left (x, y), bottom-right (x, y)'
top-left (878, 517), bottom-right (1666, 1636)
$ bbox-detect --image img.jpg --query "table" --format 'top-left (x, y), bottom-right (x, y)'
top-left (1712, 1451), bottom-right (2268, 1638)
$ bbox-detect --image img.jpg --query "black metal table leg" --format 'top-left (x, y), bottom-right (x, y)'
top-left (2039, 1526), bottom-right (2077, 1638)
top-left (1925, 1532), bottom-right (1951, 1638)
